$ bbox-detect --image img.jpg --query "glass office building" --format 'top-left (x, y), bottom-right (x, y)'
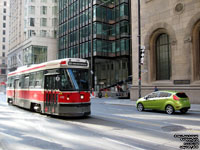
top-left (58, 0), bottom-right (131, 90)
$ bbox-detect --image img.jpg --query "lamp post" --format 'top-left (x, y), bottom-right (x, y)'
top-left (138, 0), bottom-right (141, 98)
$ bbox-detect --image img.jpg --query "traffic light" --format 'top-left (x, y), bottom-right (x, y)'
top-left (140, 45), bottom-right (145, 65)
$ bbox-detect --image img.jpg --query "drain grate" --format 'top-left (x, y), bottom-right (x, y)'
top-left (162, 125), bottom-right (186, 132)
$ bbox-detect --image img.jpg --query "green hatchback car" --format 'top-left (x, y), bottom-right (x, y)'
top-left (136, 91), bottom-right (190, 114)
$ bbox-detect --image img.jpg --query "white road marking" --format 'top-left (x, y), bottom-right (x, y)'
top-left (103, 137), bottom-right (146, 150)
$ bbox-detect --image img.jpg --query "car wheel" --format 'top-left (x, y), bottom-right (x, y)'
top-left (137, 103), bottom-right (144, 112)
top-left (165, 105), bottom-right (174, 115)
top-left (180, 108), bottom-right (188, 114)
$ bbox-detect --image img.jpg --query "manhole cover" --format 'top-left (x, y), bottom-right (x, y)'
top-left (162, 125), bottom-right (186, 132)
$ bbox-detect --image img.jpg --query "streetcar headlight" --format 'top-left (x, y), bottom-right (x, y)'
top-left (67, 96), bottom-right (70, 100)
top-left (80, 95), bottom-right (84, 99)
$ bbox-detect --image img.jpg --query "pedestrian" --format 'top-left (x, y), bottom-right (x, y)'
top-left (154, 86), bottom-right (158, 92)
top-left (98, 90), bottom-right (102, 98)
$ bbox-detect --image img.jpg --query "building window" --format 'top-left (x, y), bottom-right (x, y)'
top-left (3, 16), bottom-right (6, 20)
top-left (3, 9), bottom-right (6, 13)
top-left (24, 46), bottom-right (47, 65)
top-left (2, 52), bottom-right (5, 57)
top-left (2, 37), bottom-right (6, 42)
top-left (52, 18), bottom-right (58, 27)
top-left (120, 3), bottom-right (129, 17)
top-left (29, 6), bottom-right (35, 15)
top-left (4, 1), bottom-right (6, 6)
top-left (3, 23), bottom-right (6, 28)
top-left (28, 30), bottom-right (35, 37)
top-left (1, 69), bottom-right (6, 74)
top-left (192, 21), bottom-right (200, 81)
top-left (2, 59), bottom-right (5, 64)
top-left (2, 45), bottom-right (5, 50)
top-left (40, 18), bottom-right (47, 26)
top-left (40, 30), bottom-right (47, 37)
top-left (41, 0), bottom-right (47, 3)
top-left (52, 6), bottom-right (57, 15)
top-left (156, 34), bottom-right (171, 80)
top-left (41, 6), bottom-right (47, 15)
top-left (3, 30), bottom-right (6, 35)
top-left (29, 18), bottom-right (35, 26)
top-left (199, 29), bottom-right (200, 79)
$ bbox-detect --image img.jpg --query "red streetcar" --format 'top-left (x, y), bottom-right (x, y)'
top-left (7, 58), bottom-right (91, 117)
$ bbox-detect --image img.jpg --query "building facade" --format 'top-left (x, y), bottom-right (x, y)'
top-left (8, 0), bottom-right (58, 72)
top-left (131, 0), bottom-right (200, 103)
top-left (58, 0), bottom-right (131, 91)
top-left (0, 0), bottom-right (9, 91)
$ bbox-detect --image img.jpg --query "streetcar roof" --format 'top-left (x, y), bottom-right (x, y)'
top-left (8, 58), bottom-right (89, 77)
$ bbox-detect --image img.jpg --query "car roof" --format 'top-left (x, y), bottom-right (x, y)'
top-left (155, 91), bottom-right (184, 94)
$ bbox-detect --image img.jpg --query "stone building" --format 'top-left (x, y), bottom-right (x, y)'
top-left (131, 0), bottom-right (200, 103)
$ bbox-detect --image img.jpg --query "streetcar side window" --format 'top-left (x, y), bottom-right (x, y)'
top-left (29, 73), bottom-right (35, 88)
top-left (9, 77), bottom-right (14, 88)
top-left (35, 71), bottom-right (44, 88)
top-left (7, 77), bottom-right (11, 87)
top-left (19, 75), bottom-right (24, 88)
top-left (24, 76), bottom-right (29, 89)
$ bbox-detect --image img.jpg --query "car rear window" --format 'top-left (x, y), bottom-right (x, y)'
top-left (176, 93), bottom-right (188, 98)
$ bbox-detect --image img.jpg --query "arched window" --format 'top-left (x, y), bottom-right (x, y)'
top-left (198, 29), bottom-right (200, 80)
top-left (192, 20), bottom-right (200, 81)
top-left (156, 34), bottom-right (171, 80)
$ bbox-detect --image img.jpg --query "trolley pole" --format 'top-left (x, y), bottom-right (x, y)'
top-left (138, 0), bottom-right (141, 98)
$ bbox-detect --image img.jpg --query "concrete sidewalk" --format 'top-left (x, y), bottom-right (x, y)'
top-left (93, 97), bottom-right (200, 112)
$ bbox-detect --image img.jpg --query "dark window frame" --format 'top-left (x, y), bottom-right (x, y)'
top-left (156, 33), bottom-right (171, 80)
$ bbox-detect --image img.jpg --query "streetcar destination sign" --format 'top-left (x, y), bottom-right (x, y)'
top-left (68, 61), bottom-right (88, 66)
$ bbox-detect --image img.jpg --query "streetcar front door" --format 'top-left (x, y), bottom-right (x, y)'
top-left (44, 75), bottom-right (59, 114)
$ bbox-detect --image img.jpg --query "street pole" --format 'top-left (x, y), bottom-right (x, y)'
top-left (138, 0), bottom-right (141, 98)
top-left (90, 1), bottom-right (94, 91)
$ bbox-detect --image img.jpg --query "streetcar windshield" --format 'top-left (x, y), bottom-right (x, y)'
top-left (70, 69), bottom-right (89, 91)
top-left (60, 68), bottom-right (89, 91)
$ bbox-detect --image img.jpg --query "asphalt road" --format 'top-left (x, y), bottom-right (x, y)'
top-left (0, 95), bottom-right (200, 150)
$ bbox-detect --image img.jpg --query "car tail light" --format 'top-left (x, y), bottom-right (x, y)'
top-left (173, 95), bottom-right (180, 101)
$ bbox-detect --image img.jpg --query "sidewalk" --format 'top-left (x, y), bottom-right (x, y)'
top-left (93, 97), bottom-right (200, 112)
